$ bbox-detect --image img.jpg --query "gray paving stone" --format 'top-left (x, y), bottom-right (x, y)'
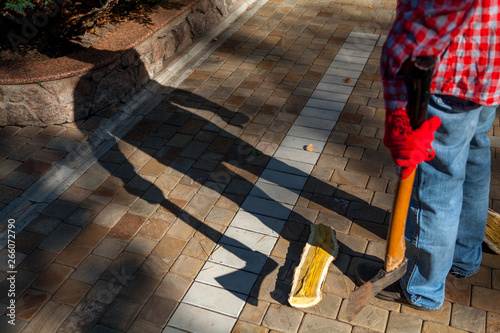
top-left (265, 158), bottom-right (314, 176)
top-left (249, 181), bottom-right (300, 206)
top-left (310, 90), bottom-right (350, 103)
top-left (182, 282), bottom-right (247, 317)
top-left (259, 169), bottom-right (308, 190)
top-left (196, 262), bottom-right (259, 295)
top-left (320, 75), bottom-right (356, 87)
top-left (338, 48), bottom-right (372, 58)
top-left (345, 36), bottom-right (378, 46)
top-left (333, 54), bottom-right (369, 65)
top-left (324, 68), bottom-right (361, 79)
top-left (293, 115), bottom-right (336, 131)
top-left (230, 211), bottom-right (285, 237)
top-left (316, 82), bottom-right (354, 94)
top-left (209, 244), bottom-right (268, 274)
top-left (168, 303), bottom-right (236, 333)
top-left (329, 61), bottom-right (366, 72)
top-left (274, 145), bottom-right (321, 165)
top-left (38, 223), bottom-right (81, 253)
top-left (305, 98), bottom-right (345, 112)
top-left (220, 226), bottom-right (277, 255)
top-left (241, 196), bottom-right (293, 220)
top-left (299, 107), bottom-right (342, 121)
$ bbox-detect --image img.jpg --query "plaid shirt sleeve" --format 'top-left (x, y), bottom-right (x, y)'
top-left (381, 1), bottom-right (477, 113)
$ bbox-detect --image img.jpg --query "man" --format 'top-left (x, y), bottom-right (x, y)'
top-left (357, 0), bottom-right (499, 310)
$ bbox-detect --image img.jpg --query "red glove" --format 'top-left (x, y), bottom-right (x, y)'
top-left (384, 109), bottom-right (441, 178)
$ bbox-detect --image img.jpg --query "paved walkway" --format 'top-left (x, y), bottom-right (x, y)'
top-left (1, 0), bottom-right (499, 332)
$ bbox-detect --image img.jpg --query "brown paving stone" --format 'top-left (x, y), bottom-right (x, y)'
top-left (70, 254), bottom-right (112, 284)
top-left (21, 300), bottom-right (73, 333)
top-left (445, 276), bottom-right (471, 305)
top-left (127, 319), bottom-right (163, 333)
top-left (386, 312), bottom-right (422, 333)
top-left (239, 297), bottom-right (270, 325)
top-left (24, 215), bottom-right (61, 235)
top-left (16, 289), bottom-right (50, 321)
top-left (126, 236), bottom-right (157, 256)
top-left (323, 271), bottom-right (355, 299)
top-left (38, 223), bottom-right (81, 253)
top-left (262, 303), bottom-right (304, 333)
top-left (169, 255), bottom-right (205, 278)
top-left (471, 286), bottom-right (500, 312)
top-left (487, 312), bottom-right (500, 333)
top-left (99, 295), bottom-right (142, 331)
top-left (401, 301), bottom-right (452, 325)
top-left (107, 213), bottom-right (145, 241)
top-left (101, 252), bottom-right (145, 286)
top-left (421, 321), bottom-right (468, 333)
top-left (233, 321), bottom-right (269, 333)
top-left (337, 300), bottom-right (389, 333)
top-left (53, 279), bottom-right (91, 305)
top-left (450, 303), bottom-right (486, 333)
top-left (120, 272), bottom-right (161, 304)
top-left (55, 244), bottom-right (91, 267)
top-left (155, 272), bottom-right (193, 301)
top-left (349, 221), bottom-right (388, 242)
top-left (57, 298), bottom-right (107, 332)
top-left (32, 263), bottom-right (74, 293)
top-left (73, 223), bottom-right (108, 248)
top-left (464, 265), bottom-right (492, 287)
top-left (86, 279), bottom-right (123, 305)
top-left (19, 249), bottom-right (57, 273)
top-left (152, 236), bottom-right (187, 262)
top-left (298, 313), bottom-right (351, 333)
top-left (302, 292), bottom-right (343, 319)
top-left (59, 186), bottom-right (92, 203)
top-left (93, 202), bottom-right (129, 228)
top-left (140, 254), bottom-right (171, 276)
top-left (0, 183), bottom-right (22, 203)
top-left (93, 237), bottom-right (127, 259)
top-left (137, 295), bottom-right (178, 327)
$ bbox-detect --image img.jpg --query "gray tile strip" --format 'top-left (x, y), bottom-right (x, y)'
top-left (169, 31), bottom-right (381, 332)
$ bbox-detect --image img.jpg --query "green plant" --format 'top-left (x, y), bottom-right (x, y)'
top-left (3, 0), bottom-right (54, 14)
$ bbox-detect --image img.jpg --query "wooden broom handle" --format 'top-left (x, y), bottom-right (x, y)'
top-left (384, 56), bottom-right (435, 272)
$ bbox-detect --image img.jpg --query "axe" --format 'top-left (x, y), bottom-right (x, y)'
top-left (346, 56), bottom-right (436, 320)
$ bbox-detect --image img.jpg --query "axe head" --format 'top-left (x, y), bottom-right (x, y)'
top-left (346, 259), bottom-right (408, 321)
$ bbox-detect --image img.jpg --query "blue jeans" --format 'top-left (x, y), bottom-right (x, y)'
top-left (400, 94), bottom-right (497, 310)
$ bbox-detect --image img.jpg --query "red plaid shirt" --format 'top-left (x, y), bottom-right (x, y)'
top-left (382, 0), bottom-right (500, 113)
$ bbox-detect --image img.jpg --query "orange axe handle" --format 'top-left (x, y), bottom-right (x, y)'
top-left (384, 56), bottom-right (436, 273)
top-left (385, 167), bottom-right (415, 272)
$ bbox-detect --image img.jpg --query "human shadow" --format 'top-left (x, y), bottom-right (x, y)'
top-left (69, 41), bottom-right (390, 316)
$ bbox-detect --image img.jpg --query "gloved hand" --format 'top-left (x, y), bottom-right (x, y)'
top-left (384, 109), bottom-right (441, 178)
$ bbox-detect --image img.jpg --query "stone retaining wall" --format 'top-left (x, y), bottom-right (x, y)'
top-left (0, 0), bottom-right (237, 126)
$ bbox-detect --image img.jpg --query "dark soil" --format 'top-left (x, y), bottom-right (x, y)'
top-left (0, 0), bottom-right (161, 63)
